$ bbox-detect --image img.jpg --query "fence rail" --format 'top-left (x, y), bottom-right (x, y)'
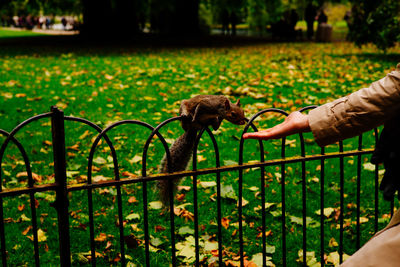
top-left (0, 106), bottom-right (393, 266)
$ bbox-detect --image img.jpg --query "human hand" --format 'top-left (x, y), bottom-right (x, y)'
top-left (243, 111), bottom-right (311, 140)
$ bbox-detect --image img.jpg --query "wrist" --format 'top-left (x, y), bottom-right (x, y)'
top-left (292, 112), bottom-right (310, 133)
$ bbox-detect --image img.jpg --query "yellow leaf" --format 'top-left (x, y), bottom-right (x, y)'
top-left (199, 181), bottom-right (216, 188)
top-left (105, 74), bottom-right (114, 80)
top-left (237, 197), bottom-right (249, 207)
top-left (129, 155), bottom-right (142, 164)
top-left (143, 96), bottom-right (156, 101)
top-left (329, 237), bottom-right (338, 247)
top-left (359, 217), bottom-right (369, 224)
top-left (79, 130), bottom-right (90, 140)
top-left (197, 155), bottom-right (206, 162)
top-left (148, 201), bottom-right (163, 210)
top-left (37, 229), bottom-right (47, 242)
top-left (315, 207), bottom-right (335, 218)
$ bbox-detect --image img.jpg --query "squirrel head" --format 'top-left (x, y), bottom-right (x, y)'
top-left (225, 99), bottom-right (246, 125)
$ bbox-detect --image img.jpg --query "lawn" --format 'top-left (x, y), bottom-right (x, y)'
top-left (0, 35), bottom-right (399, 266)
top-left (0, 27), bottom-right (46, 38)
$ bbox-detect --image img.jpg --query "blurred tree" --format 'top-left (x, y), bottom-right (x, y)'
top-left (41, 0), bottom-right (81, 15)
top-left (210, 0), bottom-right (245, 36)
top-left (265, 0), bottom-right (284, 24)
top-left (247, 0), bottom-right (267, 35)
top-left (348, 0), bottom-right (400, 50)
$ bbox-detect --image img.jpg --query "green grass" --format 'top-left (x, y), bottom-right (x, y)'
top-left (0, 37), bottom-right (399, 266)
top-left (0, 27), bottom-right (46, 38)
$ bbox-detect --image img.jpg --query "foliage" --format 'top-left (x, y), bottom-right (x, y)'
top-left (265, 0), bottom-right (285, 24)
top-left (324, 2), bottom-right (351, 24)
top-left (0, 0), bottom-right (80, 16)
top-left (348, 0), bottom-right (400, 51)
top-left (247, 0), bottom-right (267, 33)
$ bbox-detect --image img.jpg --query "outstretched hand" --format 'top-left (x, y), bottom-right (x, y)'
top-left (243, 111), bottom-right (311, 140)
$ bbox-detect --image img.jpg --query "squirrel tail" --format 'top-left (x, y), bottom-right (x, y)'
top-left (157, 128), bottom-right (198, 207)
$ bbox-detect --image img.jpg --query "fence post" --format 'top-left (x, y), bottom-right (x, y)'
top-left (51, 106), bottom-right (71, 266)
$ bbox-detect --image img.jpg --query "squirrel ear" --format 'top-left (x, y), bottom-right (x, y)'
top-left (225, 99), bottom-right (231, 110)
top-left (235, 99), bottom-right (241, 107)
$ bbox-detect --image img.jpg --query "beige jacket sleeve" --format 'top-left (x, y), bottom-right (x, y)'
top-left (308, 64), bottom-right (400, 147)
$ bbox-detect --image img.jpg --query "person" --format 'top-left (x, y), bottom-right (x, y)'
top-left (220, 8), bottom-right (230, 36)
top-left (243, 64), bottom-right (400, 266)
top-left (61, 17), bottom-right (67, 30)
top-left (317, 9), bottom-right (328, 25)
top-left (305, 3), bottom-right (317, 40)
top-left (344, 10), bottom-right (352, 41)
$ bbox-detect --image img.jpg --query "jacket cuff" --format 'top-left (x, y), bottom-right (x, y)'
top-left (308, 98), bottom-right (346, 147)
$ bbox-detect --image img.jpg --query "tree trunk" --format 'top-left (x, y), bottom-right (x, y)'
top-left (114, 0), bottom-right (140, 35)
top-left (150, 0), bottom-right (200, 35)
top-left (173, 0), bottom-right (199, 35)
top-left (81, 0), bottom-right (113, 36)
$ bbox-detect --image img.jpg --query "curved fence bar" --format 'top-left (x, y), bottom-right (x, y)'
top-left (203, 127), bottom-right (223, 264)
top-left (191, 127), bottom-right (206, 266)
top-left (374, 128), bottom-right (379, 233)
top-left (0, 112), bottom-right (52, 187)
top-left (85, 119), bottom-right (157, 266)
top-left (339, 141), bottom-right (344, 264)
top-left (298, 106), bottom-right (317, 266)
top-left (64, 116), bottom-right (103, 132)
top-left (280, 134), bottom-right (287, 267)
top-left (142, 116), bottom-right (180, 267)
top-left (0, 113), bottom-right (51, 267)
top-left (320, 145), bottom-right (326, 267)
top-left (240, 109), bottom-right (286, 267)
top-left (299, 106), bottom-right (330, 266)
top-left (190, 126), bottom-right (222, 266)
top-left (65, 116), bottom-right (124, 266)
top-left (356, 134), bottom-right (363, 250)
top-left (0, 130), bottom-right (41, 267)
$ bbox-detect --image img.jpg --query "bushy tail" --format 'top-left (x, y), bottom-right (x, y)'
top-left (157, 129), bottom-right (198, 207)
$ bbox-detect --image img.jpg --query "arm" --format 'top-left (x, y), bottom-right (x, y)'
top-left (244, 65), bottom-right (400, 146)
top-left (309, 67), bottom-right (400, 146)
top-left (243, 111), bottom-right (310, 139)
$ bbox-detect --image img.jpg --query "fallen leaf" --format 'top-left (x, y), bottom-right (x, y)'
top-left (199, 181), bottom-right (217, 188)
top-left (363, 163), bottom-right (376, 172)
top-left (37, 229), bottom-right (47, 242)
top-left (22, 226), bottom-right (32, 235)
top-left (155, 225), bottom-right (166, 232)
top-left (221, 217), bottom-right (231, 229)
top-left (129, 155), bottom-right (142, 164)
top-left (122, 171), bottom-right (138, 178)
top-left (177, 185), bottom-right (191, 191)
top-left (315, 207), bottom-right (335, 218)
top-left (95, 233), bottom-right (107, 242)
top-left (329, 237), bottom-right (338, 247)
top-left (148, 201), bottom-right (163, 210)
top-left (128, 196), bottom-right (138, 203)
top-left (126, 213), bottom-right (140, 221)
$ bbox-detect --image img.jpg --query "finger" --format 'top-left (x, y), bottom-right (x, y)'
top-left (243, 122), bottom-right (291, 140)
top-left (243, 130), bottom-right (276, 140)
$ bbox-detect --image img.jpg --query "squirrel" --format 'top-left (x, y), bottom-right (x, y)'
top-left (157, 95), bottom-right (246, 207)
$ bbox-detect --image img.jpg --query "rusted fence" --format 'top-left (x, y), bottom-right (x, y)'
top-left (0, 106), bottom-right (394, 266)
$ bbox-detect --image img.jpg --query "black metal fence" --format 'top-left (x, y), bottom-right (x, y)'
top-left (0, 106), bottom-right (394, 266)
